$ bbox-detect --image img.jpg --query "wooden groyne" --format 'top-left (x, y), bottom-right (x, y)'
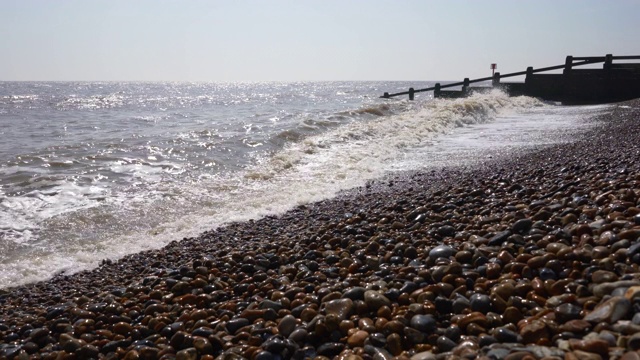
top-left (381, 54), bottom-right (640, 105)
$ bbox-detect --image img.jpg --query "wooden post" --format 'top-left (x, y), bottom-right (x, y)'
top-left (604, 54), bottom-right (613, 71)
top-left (492, 72), bottom-right (500, 86)
top-left (409, 88), bottom-right (415, 101)
top-left (564, 55), bottom-right (573, 74)
top-left (562, 55), bottom-right (574, 103)
top-left (603, 54), bottom-right (613, 95)
top-left (434, 83), bottom-right (441, 98)
top-left (525, 67), bottom-right (533, 85)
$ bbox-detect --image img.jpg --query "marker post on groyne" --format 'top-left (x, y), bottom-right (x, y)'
top-left (381, 54), bottom-right (640, 105)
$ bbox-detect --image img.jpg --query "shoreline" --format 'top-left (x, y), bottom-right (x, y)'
top-left (1, 99), bottom-right (640, 359)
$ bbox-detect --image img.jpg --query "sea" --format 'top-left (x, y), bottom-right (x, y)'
top-left (0, 81), bottom-right (611, 289)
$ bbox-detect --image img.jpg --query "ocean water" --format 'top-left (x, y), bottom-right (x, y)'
top-left (0, 81), bottom-right (610, 288)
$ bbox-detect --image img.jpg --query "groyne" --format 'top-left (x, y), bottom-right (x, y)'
top-left (382, 54), bottom-right (640, 105)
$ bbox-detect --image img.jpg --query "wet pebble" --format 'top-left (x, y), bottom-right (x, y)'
top-left (470, 293), bottom-right (492, 313)
top-left (584, 296), bottom-right (631, 323)
top-left (316, 342), bottom-right (345, 357)
top-left (364, 290), bottom-right (390, 311)
top-left (429, 245), bottom-right (456, 260)
top-left (555, 303), bottom-right (583, 323)
top-left (277, 314), bottom-right (297, 337)
top-left (324, 298), bottom-right (353, 320)
top-left (410, 314), bottom-right (437, 333)
top-left (494, 327), bottom-right (519, 343)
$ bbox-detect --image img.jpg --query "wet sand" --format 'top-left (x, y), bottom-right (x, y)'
top-left (1, 100), bottom-right (640, 359)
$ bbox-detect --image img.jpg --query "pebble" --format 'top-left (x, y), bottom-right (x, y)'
top-left (368, 332), bottom-right (386, 347)
top-left (176, 347), bottom-right (198, 360)
top-left (262, 335), bottom-right (287, 353)
top-left (569, 349), bottom-right (603, 360)
top-left (410, 351), bottom-right (436, 360)
top-left (555, 303), bottom-right (582, 323)
top-left (364, 290), bottom-right (391, 311)
top-left (512, 218), bottom-right (533, 234)
top-left (621, 352), bottom-right (640, 360)
top-left (624, 286), bottom-right (640, 301)
top-left (323, 298), bottom-right (353, 320)
top-left (429, 245), bottom-right (456, 260)
top-left (583, 296), bottom-right (631, 323)
top-left (592, 281), bottom-right (640, 298)
top-left (568, 338), bottom-right (609, 356)
top-left (342, 287), bottom-right (366, 300)
top-left (592, 270), bottom-right (618, 284)
top-left (437, 336), bottom-right (457, 352)
top-left (226, 318), bottom-right (251, 334)
top-left (494, 327), bottom-right (519, 343)
top-left (277, 315), bottom-right (297, 337)
top-left (409, 314), bottom-right (437, 333)
top-left (470, 293), bottom-right (492, 313)
top-left (627, 333), bottom-right (640, 351)
top-left (520, 319), bottom-right (550, 345)
top-left (488, 230), bottom-right (512, 246)
top-left (288, 327), bottom-right (308, 344)
top-left (347, 330), bottom-right (369, 348)
top-left (316, 342), bottom-right (345, 357)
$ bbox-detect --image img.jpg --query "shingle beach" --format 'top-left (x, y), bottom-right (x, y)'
top-left (2, 100), bottom-right (640, 360)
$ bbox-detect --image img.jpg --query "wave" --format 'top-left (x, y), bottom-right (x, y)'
top-left (267, 101), bottom-right (412, 148)
top-left (346, 103), bottom-right (392, 116)
top-left (250, 90), bottom-right (544, 179)
top-left (275, 129), bottom-right (304, 141)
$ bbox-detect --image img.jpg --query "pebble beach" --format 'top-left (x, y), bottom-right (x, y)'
top-left (1, 99), bottom-right (640, 360)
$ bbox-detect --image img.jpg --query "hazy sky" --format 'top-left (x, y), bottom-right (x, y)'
top-left (2, 1), bottom-right (639, 81)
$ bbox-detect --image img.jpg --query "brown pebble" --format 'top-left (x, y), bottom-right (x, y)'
top-left (492, 282), bottom-right (515, 300)
top-left (457, 312), bottom-right (487, 330)
top-left (324, 298), bottom-right (354, 320)
top-left (377, 305), bottom-right (392, 320)
top-left (113, 322), bottom-right (133, 336)
top-left (300, 307), bottom-right (318, 322)
top-left (569, 350), bottom-right (603, 360)
top-left (486, 263), bottom-right (502, 279)
top-left (568, 338), bottom-right (609, 356)
top-left (625, 286), bottom-right (640, 301)
top-left (386, 333), bottom-right (403, 356)
top-left (559, 319), bottom-right (591, 333)
top-left (620, 352), bottom-right (640, 360)
top-left (347, 330), bottom-right (368, 348)
top-left (358, 318), bottom-right (375, 333)
top-left (123, 350), bottom-right (140, 360)
top-left (519, 319), bottom-right (549, 345)
top-left (193, 336), bottom-right (213, 355)
top-left (503, 307), bottom-right (524, 324)
top-left (504, 352), bottom-right (535, 360)
top-left (382, 320), bottom-right (404, 335)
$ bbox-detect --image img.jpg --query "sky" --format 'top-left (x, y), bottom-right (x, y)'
top-left (1, 0), bottom-right (639, 82)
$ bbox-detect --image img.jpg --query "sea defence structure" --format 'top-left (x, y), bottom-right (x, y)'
top-left (381, 54), bottom-right (640, 105)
